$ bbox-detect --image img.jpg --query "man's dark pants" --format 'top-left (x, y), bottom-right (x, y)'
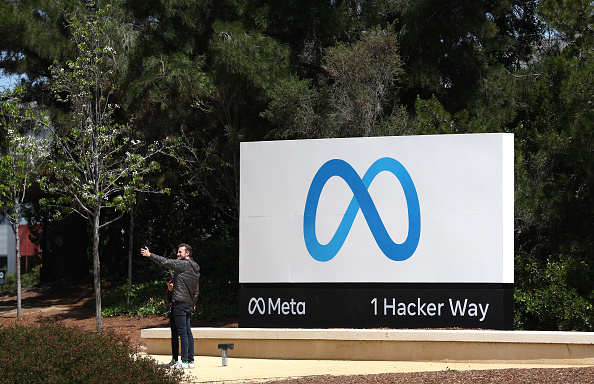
top-left (168, 310), bottom-right (179, 361)
top-left (173, 302), bottom-right (194, 362)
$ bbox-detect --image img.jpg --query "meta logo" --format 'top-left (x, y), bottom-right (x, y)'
top-left (303, 158), bottom-right (421, 262)
top-left (248, 297), bottom-right (306, 315)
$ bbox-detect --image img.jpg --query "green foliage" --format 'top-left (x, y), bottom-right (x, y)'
top-left (515, 53), bottom-right (594, 259)
top-left (0, 317), bottom-right (184, 384)
top-left (195, 277), bottom-right (239, 320)
top-left (514, 255), bottom-right (594, 331)
top-left (395, 0), bottom-right (498, 111)
top-left (209, 20), bottom-right (291, 99)
top-left (240, 0), bottom-right (378, 73)
top-left (0, 0), bottom-right (76, 86)
top-left (512, 13), bottom-right (594, 330)
top-left (414, 96), bottom-right (493, 135)
top-left (207, 19), bottom-right (294, 141)
top-left (131, 52), bottom-right (210, 113)
top-left (44, 6), bottom-right (161, 218)
top-left (0, 85), bottom-right (51, 315)
top-left (261, 75), bottom-right (319, 139)
top-left (322, 26), bottom-right (403, 137)
top-left (538, 0), bottom-right (594, 49)
top-left (87, 277), bottom-right (238, 321)
top-left (0, 267), bottom-right (40, 292)
top-left (262, 26), bottom-right (406, 139)
top-left (84, 279), bottom-right (169, 317)
top-left (467, 66), bottom-right (525, 130)
top-left (0, 86), bottom-right (50, 214)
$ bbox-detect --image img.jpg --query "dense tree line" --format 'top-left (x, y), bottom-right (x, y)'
top-left (0, 0), bottom-right (593, 331)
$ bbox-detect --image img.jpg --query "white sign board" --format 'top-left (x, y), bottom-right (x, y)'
top-left (240, 133), bottom-right (514, 283)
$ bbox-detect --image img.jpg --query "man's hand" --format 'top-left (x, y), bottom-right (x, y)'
top-left (140, 247), bottom-right (151, 257)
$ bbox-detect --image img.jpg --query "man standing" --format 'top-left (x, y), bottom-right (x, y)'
top-left (141, 244), bottom-right (200, 369)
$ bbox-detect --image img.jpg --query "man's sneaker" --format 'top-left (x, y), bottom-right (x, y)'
top-left (162, 359), bottom-right (177, 368)
top-left (187, 361), bottom-right (195, 369)
top-left (172, 361), bottom-right (188, 369)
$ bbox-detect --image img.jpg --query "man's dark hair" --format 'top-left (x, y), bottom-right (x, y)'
top-left (179, 243), bottom-right (192, 257)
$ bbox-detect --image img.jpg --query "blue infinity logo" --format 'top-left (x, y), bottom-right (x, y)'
top-left (303, 158), bottom-right (421, 262)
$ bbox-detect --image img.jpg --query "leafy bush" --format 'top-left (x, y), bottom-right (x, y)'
top-left (194, 276), bottom-right (238, 320)
top-left (0, 317), bottom-right (185, 384)
top-left (91, 277), bottom-right (238, 321)
top-left (1, 267), bottom-right (41, 292)
top-left (514, 254), bottom-right (594, 331)
top-left (85, 279), bottom-right (170, 317)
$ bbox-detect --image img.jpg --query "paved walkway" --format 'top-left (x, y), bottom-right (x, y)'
top-left (146, 354), bottom-right (593, 384)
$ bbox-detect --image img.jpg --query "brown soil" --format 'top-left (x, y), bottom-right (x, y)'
top-left (260, 368), bottom-right (594, 384)
top-left (1, 284), bottom-right (594, 383)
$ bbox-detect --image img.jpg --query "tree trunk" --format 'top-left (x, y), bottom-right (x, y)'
top-left (15, 224), bottom-right (21, 318)
top-left (11, 203), bottom-right (21, 318)
top-left (126, 203), bottom-right (135, 311)
top-left (92, 210), bottom-right (103, 332)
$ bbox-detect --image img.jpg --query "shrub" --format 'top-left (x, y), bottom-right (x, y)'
top-left (92, 278), bottom-right (239, 321)
top-left (514, 255), bottom-right (594, 331)
top-left (0, 317), bottom-right (186, 384)
top-left (1, 267), bottom-right (41, 292)
top-left (84, 279), bottom-right (170, 317)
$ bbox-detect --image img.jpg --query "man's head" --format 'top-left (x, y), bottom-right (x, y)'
top-left (177, 243), bottom-right (192, 259)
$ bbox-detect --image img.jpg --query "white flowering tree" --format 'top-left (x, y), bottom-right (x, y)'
top-left (42, 7), bottom-right (162, 332)
top-left (0, 86), bottom-right (51, 318)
